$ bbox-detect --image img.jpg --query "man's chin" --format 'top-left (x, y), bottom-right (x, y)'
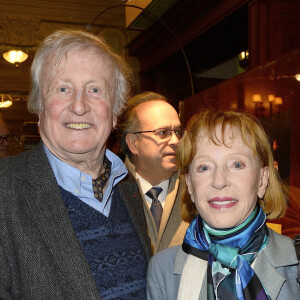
top-left (164, 163), bottom-right (178, 173)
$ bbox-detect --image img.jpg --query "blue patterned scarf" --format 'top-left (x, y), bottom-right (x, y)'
top-left (182, 206), bottom-right (270, 300)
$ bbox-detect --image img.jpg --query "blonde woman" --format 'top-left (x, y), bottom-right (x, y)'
top-left (147, 110), bottom-right (299, 300)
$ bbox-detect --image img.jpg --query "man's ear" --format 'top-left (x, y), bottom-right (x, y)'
top-left (38, 111), bottom-right (43, 126)
top-left (125, 134), bottom-right (139, 155)
top-left (258, 166), bottom-right (269, 198)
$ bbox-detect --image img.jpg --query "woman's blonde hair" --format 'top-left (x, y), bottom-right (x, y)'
top-left (176, 110), bottom-right (287, 222)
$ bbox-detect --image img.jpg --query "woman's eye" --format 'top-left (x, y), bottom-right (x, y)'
top-left (233, 161), bottom-right (245, 169)
top-left (91, 88), bottom-right (99, 93)
top-left (197, 164), bottom-right (209, 173)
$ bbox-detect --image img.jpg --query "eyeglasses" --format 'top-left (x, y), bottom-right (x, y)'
top-left (0, 134), bottom-right (14, 144)
top-left (133, 128), bottom-right (185, 140)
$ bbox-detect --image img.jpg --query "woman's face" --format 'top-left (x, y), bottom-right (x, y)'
top-left (185, 125), bottom-right (269, 229)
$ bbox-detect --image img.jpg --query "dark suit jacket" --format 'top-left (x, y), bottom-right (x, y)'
top-left (0, 143), bottom-right (151, 299)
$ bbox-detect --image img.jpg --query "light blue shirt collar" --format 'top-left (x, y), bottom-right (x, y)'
top-left (44, 145), bottom-right (127, 217)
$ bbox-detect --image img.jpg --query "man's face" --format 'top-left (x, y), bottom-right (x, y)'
top-left (38, 48), bottom-right (116, 168)
top-left (129, 100), bottom-right (182, 185)
top-left (0, 119), bottom-right (10, 158)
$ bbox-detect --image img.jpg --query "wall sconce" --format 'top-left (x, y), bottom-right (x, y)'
top-left (252, 94), bottom-right (262, 103)
top-left (268, 94), bottom-right (275, 102)
top-left (252, 94), bottom-right (264, 116)
top-left (0, 94), bottom-right (13, 108)
top-left (275, 97), bottom-right (283, 105)
top-left (3, 50), bottom-right (28, 65)
top-left (274, 96), bottom-right (283, 114)
top-left (252, 94), bottom-right (283, 116)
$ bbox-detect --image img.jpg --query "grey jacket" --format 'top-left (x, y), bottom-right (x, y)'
top-left (0, 143), bottom-right (151, 299)
top-left (147, 229), bottom-right (300, 300)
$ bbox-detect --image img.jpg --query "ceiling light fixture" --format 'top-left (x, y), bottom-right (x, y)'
top-left (0, 94), bottom-right (13, 108)
top-left (3, 50), bottom-right (28, 64)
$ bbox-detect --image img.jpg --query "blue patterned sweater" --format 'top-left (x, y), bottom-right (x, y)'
top-left (60, 186), bottom-right (147, 300)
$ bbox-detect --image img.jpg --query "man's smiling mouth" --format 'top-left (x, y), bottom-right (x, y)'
top-left (66, 123), bottom-right (91, 129)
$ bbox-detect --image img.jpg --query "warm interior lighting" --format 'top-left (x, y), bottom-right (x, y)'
top-left (268, 94), bottom-right (275, 102)
top-left (275, 97), bottom-right (283, 105)
top-left (0, 94), bottom-right (13, 108)
top-left (0, 101), bottom-right (12, 108)
top-left (295, 74), bottom-right (300, 81)
top-left (238, 50), bottom-right (249, 61)
top-left (252, 94), bottom-right (262, 103)
top-left (3, 50), bottom-right (28, 64)
top-left (238, 50), bottom-right (249, 69)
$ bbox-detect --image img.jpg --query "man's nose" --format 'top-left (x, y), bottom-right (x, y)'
top-left (168, 130), bottom-right (180, 145)
top-left (68, 90), bottom-right (91, 115)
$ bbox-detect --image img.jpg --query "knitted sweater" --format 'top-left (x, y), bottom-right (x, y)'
top-left (60, 186), bottom-right (147, 300)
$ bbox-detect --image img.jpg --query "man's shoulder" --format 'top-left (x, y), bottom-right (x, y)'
top-left (124, 155), bottom-right (136, 175)
top-left (117, 170), bottom-right (143, 202)
top-left (118, 169), bottom-right (138, 186)
top-left (120, 157), bottom-right (143, 190)
top-left (0, 144), bottom-right (49, 181)
top-left (0, 147), bottom-right (35, 170)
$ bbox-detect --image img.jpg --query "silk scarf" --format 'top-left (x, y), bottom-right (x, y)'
top-left (182, 206), bottom-right (270, 300)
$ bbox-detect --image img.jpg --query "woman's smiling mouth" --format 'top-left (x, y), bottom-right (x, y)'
top-left (208, 197), bottom-right (238, 209)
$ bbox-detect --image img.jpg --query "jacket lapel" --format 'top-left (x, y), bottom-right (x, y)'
top-left (117, 172), bottom-right (152, 261)
top-left (24, 144), bottom-right (101, 299)
top-left (254, 229), bottom-right (298, 299)
top-left (157, 171), bottom-right (180, 242)
top-left (254, 254), bottom-right (285, 299)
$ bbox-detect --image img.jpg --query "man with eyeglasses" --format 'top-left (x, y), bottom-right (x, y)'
top-left (120, 92), bottom-right (189, 254)
top-left (0, 118), bottom-right (13, 158)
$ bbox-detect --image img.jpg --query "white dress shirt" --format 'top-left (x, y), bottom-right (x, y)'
top-left (135, 173), bottom-right (169, 209)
